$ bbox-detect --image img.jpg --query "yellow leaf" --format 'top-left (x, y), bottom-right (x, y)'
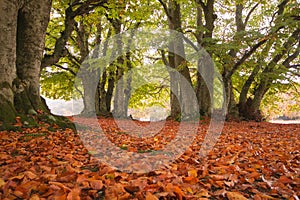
top-left (186, 187), bottom-right (193, 194)
top-left (196, 189), bottom-right (210, 198)
top-left (226, 191), bottom-right (247, 200)
top-left (0, 178), bottom-right (5, 188)
top-left (188, 169), bottom-right (198, 177)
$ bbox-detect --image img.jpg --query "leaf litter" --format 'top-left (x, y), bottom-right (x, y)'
top-left (0, 117), bottom-right (299, 199)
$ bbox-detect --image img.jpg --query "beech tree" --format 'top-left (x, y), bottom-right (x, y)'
top-left (9, 0), bottom-right (298, 124)
top-left (0, 0), bottom-right (52, 124)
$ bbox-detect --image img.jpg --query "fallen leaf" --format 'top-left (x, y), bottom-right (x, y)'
top-left (25, 171), bottom-right (38, 180)
top-left (188, 169), bottom-right (198, 177)
top-left (89, 179), bottom-right (103, 190)
top-left (226, 191), bottom-right (247, 200)
top-left (30, 194), bottom-right (40, 200)
top-left (67, 187), bottom-right (81, 200)
top-left (145, 192), bottom-right (159, 200)
top-left (0, 178), bottom-right (5, 188)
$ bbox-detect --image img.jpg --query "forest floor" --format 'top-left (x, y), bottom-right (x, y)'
top-left (0, 117), bottom-right (299, 200)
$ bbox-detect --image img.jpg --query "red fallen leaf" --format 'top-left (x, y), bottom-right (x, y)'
top-left (49, 181), bottom-right (71, 192)
top-left (124, 185), bottom-right (140, 194)
top-left (67, 187), bottom-right (81, 200)
top-left (49, 191), bottom-right (67, 200)
top-left (226, 191), bottom-right (248, 200)
top-left (89, 179), bottom-right (103, 190)
top-left (145, 192), bottom-right (159, 200)
top-left (210, 174), bottom-right (228, 181)
top-left (56, 171), bottom-right (77, 182)
top-left (16, 181), bottom-right (39, 198)
top-left (14, 190), bottom-right (25, 198)
top-left (247, 171), bottom-right (260, 179)
top-left (183, 176), bottom-right (198, 184)
top-left (277, 175), bottom-right (293, 184)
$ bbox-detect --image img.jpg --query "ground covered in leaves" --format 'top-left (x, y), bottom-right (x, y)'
top-left (0, 117), bottom-right (299, 200)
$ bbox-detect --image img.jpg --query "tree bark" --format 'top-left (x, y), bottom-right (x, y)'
top-left (240, 28), bottom-right (300, 120)
top-left (0, 0), bottom-right (51, 124)
top-left (194, 0), bottom-right (216, 116)
top-left (162, 0), bottom-right (195, 120)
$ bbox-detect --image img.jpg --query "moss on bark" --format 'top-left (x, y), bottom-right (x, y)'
top-left (0, 94), bottom-right (16, 123)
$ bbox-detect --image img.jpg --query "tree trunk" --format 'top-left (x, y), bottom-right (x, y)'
top-left (0, 0), bottom-right (51, 124)
top-left (194, 0), bottom-right (217, 116)
top-left (165, 0), bottom-right (195, 120)
top-left (240, 28), bottom-right (300, 121)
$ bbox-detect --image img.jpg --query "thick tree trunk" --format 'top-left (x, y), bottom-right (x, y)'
top-left (80, 68), bottom-right (99, 117)
top-left (0, 0), bottom-right (51, 124)
top-left (239, 29), bottom-right (300, 121)
top-left (166, 0), bottom-right (195, 120)
top-left (113, 57), bottom-right (126, 118)
top-left (222, 72), bottom-right (238, 119)
top-left (194, 0), bottom-right (216, 116)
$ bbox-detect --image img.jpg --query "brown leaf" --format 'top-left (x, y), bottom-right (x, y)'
top-left (124, 185), bottom-right (140, 194)
top-left (89, 179), bottom-right (103, 190)
top-left (226, 191), bottom-right (247, 200)
top-left (25, 171), bottom-right (38, 180)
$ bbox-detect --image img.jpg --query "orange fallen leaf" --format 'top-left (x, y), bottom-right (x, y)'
top-left (0, 178), bottom-right (5, 188)
top-left (188, 169), bottom-right (198, 177)
top-left (89, 179), bottom-right (103, 190)
top-left (226, 191), bottom-right (247, 200)
top-left (196, 189), bottom-right (210, 198)
top-left (67, 187), bottom-right (81, 200)
top-left (30, 194), bottom-right (40, 200)
top-left (49, 181), bottom-right (71, 192)
top-left (145, 192), bottom-right (159, 200)
top-left (278, 175), bottom-right (293, 184)
top-left (184, 176), bottom-right (198, 184)
top-left (25, 171), bottom-right (38, 180)
top-left (165, 183), bottom-right (185, 200)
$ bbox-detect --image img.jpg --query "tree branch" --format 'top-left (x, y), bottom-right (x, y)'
top-left (157, 0), bottom-right (172, 21)
top-left (41, 0), bottom-right (107, 69)
top-left (195, 0), bottom-right (206, 10)
top-left (53, 64), bottom-right (76, 76)
top-left (244, 2), bottom-right (259, 27)
top-left (283, 40), bottom-right (300, 68)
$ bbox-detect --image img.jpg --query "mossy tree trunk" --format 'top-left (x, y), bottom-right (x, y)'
top-left (0, 0), bottom-right (52, 125)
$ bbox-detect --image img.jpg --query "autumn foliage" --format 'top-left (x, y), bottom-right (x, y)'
top-left (0, 117), bottom-right (299, 199)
